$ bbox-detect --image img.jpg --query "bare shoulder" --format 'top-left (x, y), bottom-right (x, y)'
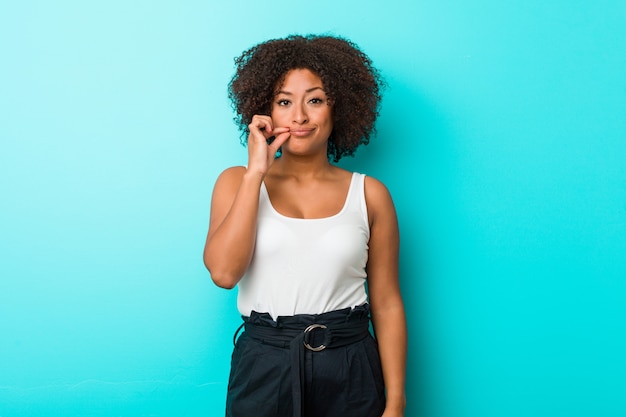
top-left (213, 166), bottom-right (246, 193)
top-left (210, 166), bottom-right (247, 209)
top-left (364, 175), bottom-right (397, 225)
top-left (207, 166), bottom-right (247, 234)
top-left (364, 175), bottom-right (395, 206)
top-left (216, 165), bottom-right (247, 183)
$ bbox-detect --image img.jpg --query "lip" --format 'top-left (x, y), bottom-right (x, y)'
top-left (289, 128), bottom-right (315, 137)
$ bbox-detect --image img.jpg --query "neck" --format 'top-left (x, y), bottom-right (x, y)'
top-left (270, 152), bottom-right (334, 179)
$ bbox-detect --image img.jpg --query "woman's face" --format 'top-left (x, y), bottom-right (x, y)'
top-left (271, 68), bottom-right (333, 157)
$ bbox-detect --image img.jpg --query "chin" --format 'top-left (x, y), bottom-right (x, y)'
top-left (283, 144), bottom-right (324, 156)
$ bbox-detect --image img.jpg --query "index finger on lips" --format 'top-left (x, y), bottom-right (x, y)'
top-left (268, 131), bottom-right (290, 154)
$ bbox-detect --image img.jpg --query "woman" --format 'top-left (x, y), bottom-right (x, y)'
top-left (204, 34), bottom-right (407, 417)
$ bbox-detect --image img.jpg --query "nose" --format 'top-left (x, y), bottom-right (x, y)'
top-left (292, 103), bottom-right (308, 124)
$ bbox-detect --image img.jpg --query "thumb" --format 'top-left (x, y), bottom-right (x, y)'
top-left (268, 131), bottom-right (290, 155)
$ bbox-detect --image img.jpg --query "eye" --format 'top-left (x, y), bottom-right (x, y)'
top-left (308, 97), bottom-right (324, 105)
top-left (276, 99), bottom-right (290, 106)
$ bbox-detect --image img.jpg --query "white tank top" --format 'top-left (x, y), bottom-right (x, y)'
top-left (237, 172), bottom-right (370, 319)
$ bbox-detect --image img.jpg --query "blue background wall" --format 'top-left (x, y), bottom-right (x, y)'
top-left (1, 1), bottom-right (625, 416)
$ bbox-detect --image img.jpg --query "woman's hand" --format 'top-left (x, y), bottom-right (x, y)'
top-left (247, 115), bottom-right (290, 177)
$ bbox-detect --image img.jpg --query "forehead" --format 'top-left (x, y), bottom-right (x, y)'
top-left (276, 68), bottom-right (324, 92)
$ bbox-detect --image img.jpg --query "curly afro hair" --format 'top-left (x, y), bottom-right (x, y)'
top-left (228, 34), bottom-right (384, 162)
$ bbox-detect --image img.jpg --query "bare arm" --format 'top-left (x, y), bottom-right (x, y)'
top-left (203, 116), bottom-right (290, 288)
top-left (365, 177), bottom-right (407, 417)
top-left (203, 167), bottom-right (261, 288)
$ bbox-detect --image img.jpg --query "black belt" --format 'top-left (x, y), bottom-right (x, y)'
top-left (237, 307), bottom-right (371, 417)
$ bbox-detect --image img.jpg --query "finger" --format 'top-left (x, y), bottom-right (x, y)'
top-left (268, 131), bottom-right (290, 154)
top-left (272, 126), bottom-right (290, 134)
top-left (250, 115), bottom-right (274, 134)
top-left (264, 127), bottom-right (290, 143)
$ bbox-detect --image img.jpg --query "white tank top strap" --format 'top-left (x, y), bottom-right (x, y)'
top-left (350, 172), bottom-right (369, 232)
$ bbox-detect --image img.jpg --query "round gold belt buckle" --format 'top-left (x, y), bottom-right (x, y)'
top-left (303, 323), bottom-right (328, 351)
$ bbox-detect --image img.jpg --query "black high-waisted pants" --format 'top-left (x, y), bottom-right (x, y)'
top-left (225, 304), bottom-right (386, 417)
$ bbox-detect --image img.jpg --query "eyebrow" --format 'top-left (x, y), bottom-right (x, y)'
top-left (276, 87), bottom-right (325, 95)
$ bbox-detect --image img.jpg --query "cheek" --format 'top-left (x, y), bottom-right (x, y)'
top-left (324, 110), bottom-right (334, 129)
top-left (270, 108), bottom-right (286, 124)
top-left (325, 106), bottom-right (334, 125)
